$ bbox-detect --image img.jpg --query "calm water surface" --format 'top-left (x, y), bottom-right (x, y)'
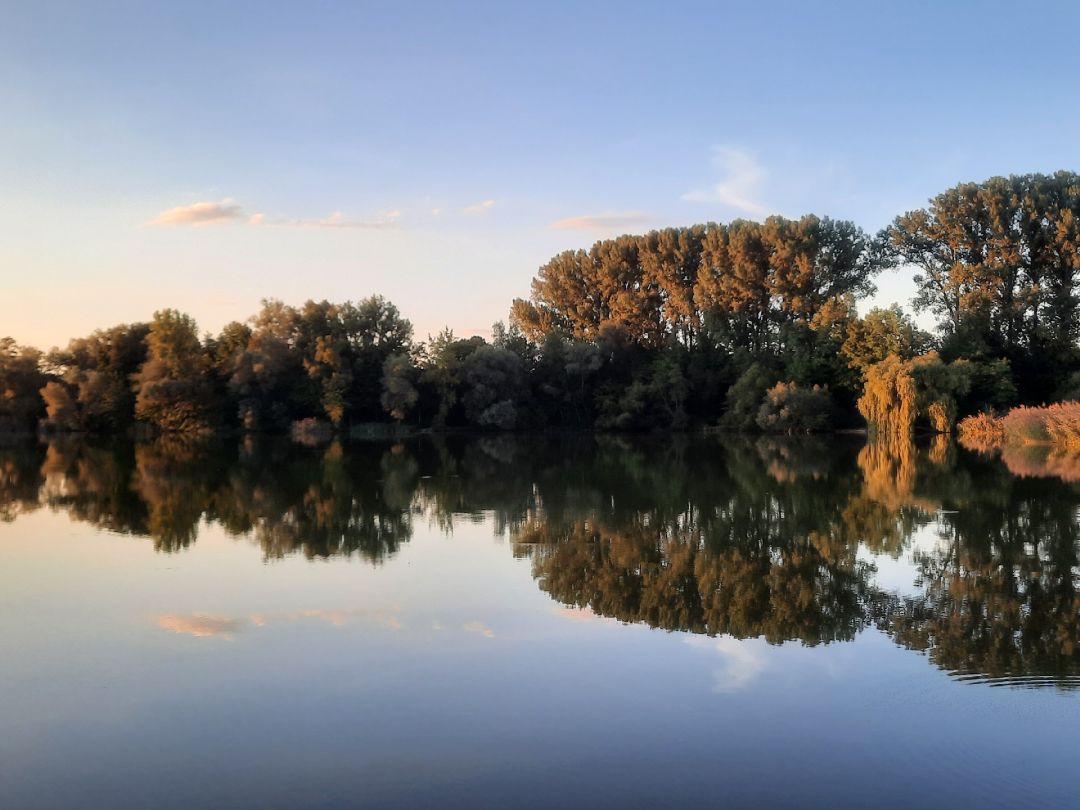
top-left (1, 434), bottom-right (1078, 808)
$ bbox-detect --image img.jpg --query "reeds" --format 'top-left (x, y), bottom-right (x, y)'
top-left (1039, 401), bottom-right (1080, 449)
top-left (958, 401), bottom-right (1080, 453)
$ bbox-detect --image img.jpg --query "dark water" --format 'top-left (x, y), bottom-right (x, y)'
top-left (1, 434), bottom-right (1078, 808)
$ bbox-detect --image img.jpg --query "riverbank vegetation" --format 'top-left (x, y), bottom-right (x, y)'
top-left (3, 171), bottom-right (1080, 437)
top-left (957, 400), bottom-right (1080, 480)
top-left (959, 402), bottom-right (1080, 449)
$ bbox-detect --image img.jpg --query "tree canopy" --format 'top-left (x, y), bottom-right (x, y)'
top-left (882, 171), bottom-right (1080, 398)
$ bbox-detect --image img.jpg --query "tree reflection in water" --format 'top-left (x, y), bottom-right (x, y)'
top-left (1, 432), bottom-right (1078, 687)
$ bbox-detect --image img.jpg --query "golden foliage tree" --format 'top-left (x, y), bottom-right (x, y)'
top-left (857, 352), bottom-right (971, 435)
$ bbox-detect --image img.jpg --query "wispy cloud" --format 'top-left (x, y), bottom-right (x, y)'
top-left (148, 199), bottom-right (244, 227)
top-left (156, 614), bottom-right (243, 638)
top-left (682, 146), bottom-right (768, 215)
top-left (281, 210), bottom-right (401, 230)
top-left (150, 200), bottom-right (400, 230)
top-left (550, 212), bottom-right (652, 232)
top-left (463, 620), bottom-right (495, 638)
top-left (248, 210), bottom-right (400, 230)
top-left (295, 608), bottom-right (403, 631)
top-left (685, 636), bottom-right (766, 693)
top-left (463, 199), bottom-right (496, 215)
top-left (154, 607), bottom-right (402, 637)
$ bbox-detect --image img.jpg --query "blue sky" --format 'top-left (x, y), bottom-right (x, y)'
top-left (3, 1), bottom-right (1079, 348)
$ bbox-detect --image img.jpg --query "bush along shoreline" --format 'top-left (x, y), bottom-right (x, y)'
top-left (959, 403), bottom-right (1080, 451)
top-left (958, 403), bottom-right (1080, 482)
top-left (2, 171), bottom-right (1080, 439)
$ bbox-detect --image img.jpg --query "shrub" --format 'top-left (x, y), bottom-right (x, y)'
top-left (1000, 406), bottom-right (1051, 444)
top-left (476, 399), bottom-right (518, 430)
top-left (956, 412), bottom-right (1004, 452)
top-left (723, 363), bottom-right (775, 430)
top-left (909, 353), bottom-right (971, 432)
top-left (966, 401), bottom-right (1080, 450)
top-left (756, 382), bottom-right (832, 433)
top-left (1039, 401), bottom-right (1080, 449)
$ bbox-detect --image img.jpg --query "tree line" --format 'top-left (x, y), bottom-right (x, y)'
top-left (2, 171), bottom-right (1079, 436)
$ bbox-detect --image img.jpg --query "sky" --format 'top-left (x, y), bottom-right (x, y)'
top-left (2, 0), bottom-right (1079, 349)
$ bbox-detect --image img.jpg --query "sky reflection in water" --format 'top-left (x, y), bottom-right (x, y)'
top-left (0, 434), bottom-right (1078, 808)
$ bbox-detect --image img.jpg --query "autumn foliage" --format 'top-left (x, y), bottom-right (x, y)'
top-left (857, 352), bottom-right (971, 435)
top-left (959, 402), bottom-right (1080, 453)
top-left (955, 412), bottom-right (1004, 452)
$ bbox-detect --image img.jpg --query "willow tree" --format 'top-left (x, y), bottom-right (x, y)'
top-left (39, 381), bottom-right (78, 431)
top-left (857, 355), bottom-right (918, 436)
top-left (857, 352), bottom-right (971, 435)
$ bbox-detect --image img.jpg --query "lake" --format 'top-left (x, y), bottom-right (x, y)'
top-left (1, 434), bottom-right (1078, 808)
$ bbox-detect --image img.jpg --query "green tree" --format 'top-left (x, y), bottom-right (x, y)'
top-left (756, 382), bottom-right (832, 433)
top-left (227, 300), bottom-right (304, 430)
top-left (880, 172), bottom-right (1080, 400)
top-left (461, 345), bottom-right (528, 429)
top-left (841, 305), bottom-right (931, 375)
top-left (419, 329), bottom-right (485, 428)
top-left (345, 296), bottom-right (414, 420)
top-left (42, 323), bottom-right (149, 432)
top-left (381, 352), bottom-right (418, 423)
top-left (722, 363), bottom-right (775, 430)
top-left (0, 338), bottom-right (45, 433)
top-left (134, 310), bottom-right (219, 433)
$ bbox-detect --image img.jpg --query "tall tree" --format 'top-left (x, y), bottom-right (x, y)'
top-left (0, 338), bottom-right (45, 432)
top-left (841, 305), bottom-right (931, 375)
top-left (134, 310), bottom-right (219, 433)
top-left (881, 172), bottom-right (1080, 379)
top-left (381, 353), bottom-right (418, 423)
top-left (45, 322), bottom-right (149, 430)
